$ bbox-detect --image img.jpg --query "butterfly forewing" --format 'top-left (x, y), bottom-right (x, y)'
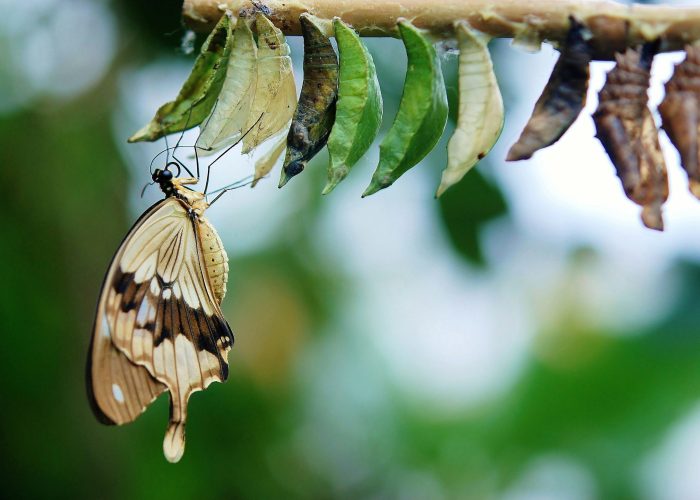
top-left (88, 196), bottom-right (233, 463)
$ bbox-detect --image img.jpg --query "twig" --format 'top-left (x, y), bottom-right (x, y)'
top-left (182, 0), bottom-right (700, 59)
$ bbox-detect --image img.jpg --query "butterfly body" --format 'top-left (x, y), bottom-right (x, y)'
top-left (87, 168), bottom-right (233, 463)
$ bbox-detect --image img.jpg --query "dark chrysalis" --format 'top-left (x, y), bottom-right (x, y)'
top-left (507, 16), bottom-right (593, 161)
top-left (279, 13), bottom-right (339, 187)
top-left (593, 43), bottom-right (668, 231)
top-left (659, 45), bottom-right (700, 199)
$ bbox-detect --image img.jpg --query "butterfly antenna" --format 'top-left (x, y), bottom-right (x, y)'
top-left (172, 105), bottom-right (197, 178)
top-left (149, 145), bottom-right (197, 176)
top-left (208, 177), bottom-right (256, 206)
top-left (208, 175), bottom-right (255, 195)
top-left (190, 98), bottom-right (223, 181)
top-left (140, 180), bottom-right (155, 198)
top-left (163, 126), bottom-right (171, 165)
top-left (204, 113), bottom-right (264, 195)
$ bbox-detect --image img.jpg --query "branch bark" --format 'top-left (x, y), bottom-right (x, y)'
top-left (182, 0), bottom-right (700, 59)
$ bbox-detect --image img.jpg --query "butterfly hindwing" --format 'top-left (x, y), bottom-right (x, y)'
top-left (88, 197), bottom-right (233, 462)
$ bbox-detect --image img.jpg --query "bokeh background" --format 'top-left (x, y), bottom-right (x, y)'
top-left (3, 0), bottom-right (700, 498)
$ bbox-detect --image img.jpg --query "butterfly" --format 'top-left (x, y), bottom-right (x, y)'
top-left (86, 162), bottom-right (234, 463)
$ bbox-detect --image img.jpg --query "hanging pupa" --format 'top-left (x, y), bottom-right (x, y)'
top-left (197, 15), bottom-right (258, 152)
top-left (659, 45), bottom-right (700, 199)
top-left (279, 14), bottom-right (339, 187)
top-left (436, 21), bottom-right (504, 197)
top-left (323, 18), bottom-right (383, 194)
top-left (593, 43), bottom-right (668, 231)
top-left (241, 13), bottom-right (297, 154)
top-left (507, 17), bottom-right (592, 161)
top-left (363, 19), bottom-right (448, 197)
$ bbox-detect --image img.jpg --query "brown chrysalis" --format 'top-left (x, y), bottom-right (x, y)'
top-left (507, 17), bottom-right (593, 161)
top-left (593, 43), bottom-right (668, 231)
top-left (280, 13), bottom-right (339, 187)
top-left (659, 45), bottom-right (700, 199)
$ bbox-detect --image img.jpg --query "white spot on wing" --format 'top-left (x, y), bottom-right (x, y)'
top-left (101, 315), bottom-right (111, 338)
top-left (163, 288), bottom-right (172, 299)
top-left (136, 296), bottom-right (150, 325)
top-left (112, 384), bottom-right (124, 403)
top-left (150, 277), bottom-right (161, 295)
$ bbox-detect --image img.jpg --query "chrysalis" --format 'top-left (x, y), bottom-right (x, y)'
top-left (363, 19), bottom-right (448, 197)
top-left (241, 13), bottom-right (296, 154)
top-left (507, 17), bottom-right (592, 161)
top-left (129, 14), bottom-right (233, 143)
top-left (197, 14), bottom-right (258, 152)
top-left (593, 44), bottom-right (668, 231)
top-left (659, 45), bottom-right (700, 199)
top-left (436, 21), bottom-right (503, 198)
top-left (324, 18), bottom-right (382, 195)
top-left (279, 13), bottom-right (339, 187)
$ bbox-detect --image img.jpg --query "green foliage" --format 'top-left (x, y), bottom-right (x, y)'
top-left (437, 166), bottom-right (507, 266)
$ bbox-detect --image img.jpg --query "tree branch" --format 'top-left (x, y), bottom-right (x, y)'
top-left (182, 0), bottom-right (700, 59)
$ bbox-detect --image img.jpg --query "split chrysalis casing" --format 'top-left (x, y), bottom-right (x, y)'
top-left (593, 43), bottom-right (668, 231)
top-left (507, 17), bottom-right (592, 161)
top-left (659, 45), bottom-right (700, 199)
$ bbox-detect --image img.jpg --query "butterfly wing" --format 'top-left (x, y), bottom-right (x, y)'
top-left (87, 197), bottom-right (233, 462)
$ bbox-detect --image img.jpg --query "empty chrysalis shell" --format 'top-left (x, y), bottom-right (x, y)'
top-left (197, 15), bottom-right (258, 153)
top-left (593, 44), bottom-right (668, 231)
top-left (659, 45), bottom-right (700, 199)
top-left (507, 16), bottom-right (592, 161)
top-left (363, 19), bottom-right (448, 197)
top-left (129, 14), bottom-right (233, 143)
top-left (242, 13), bottom-right (296, 154)
top-left (436, 21), bottom-right (503, 198)
top-left (280, 13), bottom-right (339, 188)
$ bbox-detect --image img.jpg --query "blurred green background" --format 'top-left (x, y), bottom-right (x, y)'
top-left (3, 0), bottom-right (700, 498)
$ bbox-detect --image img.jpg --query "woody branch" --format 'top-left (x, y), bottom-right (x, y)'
top-left (183, 0), bottom-right (700, 59)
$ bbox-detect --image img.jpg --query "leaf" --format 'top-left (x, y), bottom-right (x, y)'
top-left (507, 16), bottom-right (592, 161)
top-left (279, 14), bottom-right (339, 188)
top-left (363, 20), bottom-right (448, 197)
top-left (659, 45), bottom-right (700, 199)
top-left (593, 44), bottom-right (668, 231)
top-left (437, 166), bottom-right (507, 266)
top-left (128, 13), bottom-right (233, 143)
top-left (197, 16), bottom-right (258, 152)
top-left (241, 13), bottom-right (296, 154)
top-left (322, 18), bottom-right (383, 195)
top-left (435, 22), bottom-right (503, 198)
top-left (252, 128), bottom-right (288, 187)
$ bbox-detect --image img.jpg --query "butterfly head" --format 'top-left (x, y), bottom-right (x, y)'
top-left (152, 163), bottom-right (178, 195)
top-left (151, 163), bottom-right (205, 212)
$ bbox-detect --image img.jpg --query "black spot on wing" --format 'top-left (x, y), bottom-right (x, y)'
top-left (112, 270), bottom-right (142, 313)
top-left (153, 292), bottom-right (173, 347)
top-left (114, 269), bottom-right (132, 294)
top-left (112, 260), bottom-right (233, 380)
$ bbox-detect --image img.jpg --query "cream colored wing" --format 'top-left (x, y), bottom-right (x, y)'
top-left (87, 198), bottom-right (233, 463)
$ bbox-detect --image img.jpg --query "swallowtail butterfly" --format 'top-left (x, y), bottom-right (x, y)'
top-left (87, 164), bottom-right (233, 463)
